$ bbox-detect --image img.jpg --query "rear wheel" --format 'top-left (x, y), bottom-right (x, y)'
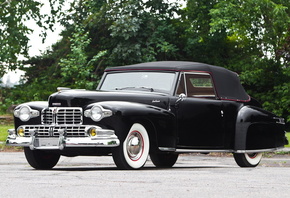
top-left (233, 153), bottom-right (263, 167)
top-left (112, 123), bottom-right (150, 170)
top-left (24, 147), bottom-right (60, 169)
top-left (150, 153), bottom-right (179, 168)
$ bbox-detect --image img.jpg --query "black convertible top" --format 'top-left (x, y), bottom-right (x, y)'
top-left (105, 61), bottom-right (250, 102)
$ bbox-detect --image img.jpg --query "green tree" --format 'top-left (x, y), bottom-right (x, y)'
top-left (105, 0), bottom-right (181, 65)
top-left (2, 0), bottom-right (290, 125)
top-left (0, 0), bottom-right (65, 77)
top-left (181, 0), bottom-right (233, 65)
top-left (210, 0), bottom-right (290, 122)
top-left (59, 25), bottom-right (107, 89)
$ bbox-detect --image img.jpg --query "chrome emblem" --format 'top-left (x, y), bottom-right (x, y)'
top-left (52, 107), bottom-right (58, 114)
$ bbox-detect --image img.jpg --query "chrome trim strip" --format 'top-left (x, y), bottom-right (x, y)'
top-left (172, 148), bottom-right (284, 153)
top-left (175, 149), bottom-right (234, 153)
top-left (159, 147), bottom-right (176, 152)
top-left (274, 117), bottom-right (285, 125)
top-left (235, 147), bottom-right (283, 153)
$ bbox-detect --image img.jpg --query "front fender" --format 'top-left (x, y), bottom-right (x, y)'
top-left (14, 101), bottom-right (48, 128)
top-left (235, 106), bottom-right (286, 151)
top-left (87, 101), bottom-right (177, 149)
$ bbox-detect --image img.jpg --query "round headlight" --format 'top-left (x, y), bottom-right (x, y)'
top-left (84, 104), bottom-right (112, 121)
top-left (91, 105), bottom-right (103, 121)
top-left (19, 106), bottom-right (31, 121)
top-left (14, 105), bottom-right (39, 121)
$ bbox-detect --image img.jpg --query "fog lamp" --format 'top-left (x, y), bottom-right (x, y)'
top-left (88, 127), bottom-right (97, 137)
top-left (17, 127), bottom-right (25, 137)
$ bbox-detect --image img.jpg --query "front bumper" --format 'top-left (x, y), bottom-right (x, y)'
top-left (6, 125), bottom-right (120, 150)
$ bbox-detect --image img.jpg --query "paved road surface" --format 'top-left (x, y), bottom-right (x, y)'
top-left (1, 152), bottom-right (290, 198)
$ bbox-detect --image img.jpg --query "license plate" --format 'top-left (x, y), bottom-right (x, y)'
top-left (34, 138), bottom-right (59, 147)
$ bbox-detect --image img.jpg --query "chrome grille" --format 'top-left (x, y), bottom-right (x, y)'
top-left (53, 126), bottom-right (86, 136)
top-left (23, 125), bottom-right (87, 137)
top-left (24, 126), bottom-right (51, 136)
top-left (56, 108), bottom-right (82, 124)
top-left (42, 107), bottom-right (83, 125)
top-left (42, 109), bottom-right (53, 124)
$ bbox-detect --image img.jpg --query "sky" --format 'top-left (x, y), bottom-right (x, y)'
top-left (27, 1), bottom-right (66, 57)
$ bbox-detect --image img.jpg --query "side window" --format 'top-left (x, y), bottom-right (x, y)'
top-left (177, 73), bottom-right (216, 98)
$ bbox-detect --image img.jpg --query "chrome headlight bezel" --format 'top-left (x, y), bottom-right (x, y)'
top-left (14, 105), bottom-right (40, 122)
top-left (84, 105), bottom-right (112, 122)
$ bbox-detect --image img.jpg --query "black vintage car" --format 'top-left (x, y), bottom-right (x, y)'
top-left (6, 61), bottom-right (288, 169)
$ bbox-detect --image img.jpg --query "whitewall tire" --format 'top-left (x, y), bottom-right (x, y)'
top-left (233, 153), bottom-right (263, 167)
top-left (113, 123), bottom-right (150, 169)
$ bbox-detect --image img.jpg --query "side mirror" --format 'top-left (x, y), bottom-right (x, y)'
top-left (178, 93), bottom-right (186, 99)
top-left (176, 93), bottom-right (186, 107)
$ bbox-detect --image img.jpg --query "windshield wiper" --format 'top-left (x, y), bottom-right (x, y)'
top-left (115, 87), bottom-right (134, 90)
top-left (115, 87), bottom-right (154, 92)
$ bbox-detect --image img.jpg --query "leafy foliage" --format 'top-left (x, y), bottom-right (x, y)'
top-left (0, 0), bottom-right (290, 126)
top-left (59, 25), bottom-right (106, 89)
top-left (105, 0), bottom-right (180, 64)
top-left (0, 0), bottom-right (65, 76)
top-left (210, 0), bottom-right (290, 122)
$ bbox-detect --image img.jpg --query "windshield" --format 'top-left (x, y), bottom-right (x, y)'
top-left (99, 71), bottom-right (176, 93)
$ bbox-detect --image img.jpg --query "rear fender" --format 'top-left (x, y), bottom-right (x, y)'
top-left (235, 106), bottom-right (286, 150)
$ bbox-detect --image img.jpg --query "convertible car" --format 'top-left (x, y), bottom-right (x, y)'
top-left (6, 61), bottom-right (288, 169)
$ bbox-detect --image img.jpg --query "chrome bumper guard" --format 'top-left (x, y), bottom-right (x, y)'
top-left (6, 126), bottom-right (120, 150)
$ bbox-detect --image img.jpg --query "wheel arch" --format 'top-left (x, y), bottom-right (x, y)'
top-left (97, 101), bottom-right (176, 151)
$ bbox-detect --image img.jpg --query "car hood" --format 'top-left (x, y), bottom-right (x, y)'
top-left (48, 89), bottom-right (170, 110)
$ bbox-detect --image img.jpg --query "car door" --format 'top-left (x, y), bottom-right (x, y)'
top-left (175, 72), bottom-right (225, 148)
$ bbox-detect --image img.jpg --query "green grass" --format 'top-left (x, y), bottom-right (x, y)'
top-left (286, 132), bottom-right (290, 147)
top-left (0, 125), bottom-right (14, 142)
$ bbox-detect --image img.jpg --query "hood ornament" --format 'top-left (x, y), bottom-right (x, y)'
top-left (57, 87), bottom-right (71, 92)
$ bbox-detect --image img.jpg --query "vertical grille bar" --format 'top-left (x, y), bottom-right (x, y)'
top-left (42, 109), bottom-right (53, 124)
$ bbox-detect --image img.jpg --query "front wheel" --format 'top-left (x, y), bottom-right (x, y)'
top-left (112, 123), bottom-right (150, 170)
top-left (24, 147), bottom-right (60, 169)
top-left (233, 153), bottom-right (263, 167)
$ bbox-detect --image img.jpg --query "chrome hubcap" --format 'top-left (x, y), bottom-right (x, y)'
top-left (126, 131), bottom-right (143, 161)
top-left (247, 153), bottom-right (258, 159)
